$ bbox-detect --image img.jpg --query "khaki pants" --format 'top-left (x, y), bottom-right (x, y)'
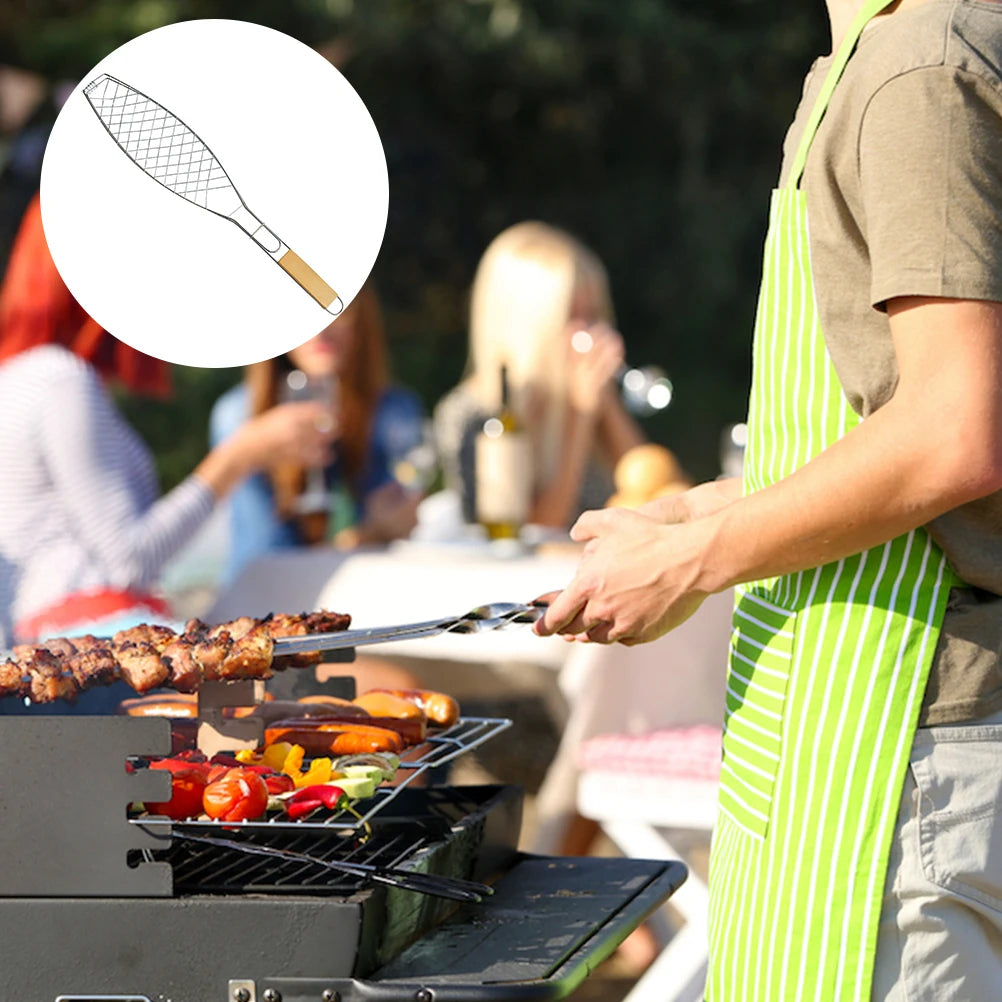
top-left (871, 708), bottom-right (1002, 1001)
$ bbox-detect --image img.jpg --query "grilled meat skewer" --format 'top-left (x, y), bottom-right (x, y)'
top-left (0, 610), bottom-right (350, 705)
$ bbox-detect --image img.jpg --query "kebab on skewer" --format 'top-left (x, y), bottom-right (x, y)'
top-left (0, 610), bottom-right (351, 705)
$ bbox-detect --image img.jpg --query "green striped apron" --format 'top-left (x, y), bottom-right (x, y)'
top-left (705, 4), bottom-right (960, 999)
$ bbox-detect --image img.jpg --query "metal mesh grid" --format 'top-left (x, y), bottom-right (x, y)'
top-left (131, 717), bottom-right (512, 834)
top-left (132, 786), bottom-right (494, 895)
top-left (84, 74), bottom-right (233, 209)
top-left (139, 826), bottom-right (424, 896)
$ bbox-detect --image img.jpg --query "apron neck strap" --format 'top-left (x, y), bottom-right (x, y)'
top-left (786, 0), bottom-right (898, 188)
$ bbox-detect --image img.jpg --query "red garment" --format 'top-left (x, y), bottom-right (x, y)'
top-left (0, 193), bottom-right (169, 397)
top-left (14, 588), bottom-right (171, 644)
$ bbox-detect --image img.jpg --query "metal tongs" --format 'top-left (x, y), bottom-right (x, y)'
top-left (142, 828), bottom-right (494, 902)
top-left (271, 601), bottom-right (546, 656)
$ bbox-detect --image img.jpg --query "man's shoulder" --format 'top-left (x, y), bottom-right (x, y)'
top-left (857, 1), bottom-right (1002, 90)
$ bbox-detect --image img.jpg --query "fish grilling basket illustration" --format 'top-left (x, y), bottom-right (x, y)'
top-left (84, 72), bottom-right (343, 315)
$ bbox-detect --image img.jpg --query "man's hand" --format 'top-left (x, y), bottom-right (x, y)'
top-left (534, 507), bottom-right (710, 645)
top-left (536, 298), bottom-right (1002, 647)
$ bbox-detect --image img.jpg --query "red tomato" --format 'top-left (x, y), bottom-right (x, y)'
top-left (205, 763), bottom-right (235, 783)
top-left (146, 763), bottom-right (207, 820)
top-left (202, 767), bottom-right (269, 822)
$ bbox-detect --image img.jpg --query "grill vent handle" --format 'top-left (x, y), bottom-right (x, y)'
top-left (55, 996), bottom-right (154, 1001)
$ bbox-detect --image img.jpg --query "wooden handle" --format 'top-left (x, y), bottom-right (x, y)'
top-left (278, 248), bottom-right (339, 310)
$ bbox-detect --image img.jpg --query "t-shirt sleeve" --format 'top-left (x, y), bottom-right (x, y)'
top-left (859, 65), bottom-right (1002, 308)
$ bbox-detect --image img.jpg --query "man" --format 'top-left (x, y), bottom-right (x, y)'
top-left (536, 1), bottom-right (1002, 999)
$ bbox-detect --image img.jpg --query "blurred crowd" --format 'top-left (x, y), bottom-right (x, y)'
top-left (0, 183), bottom-right (692, 654)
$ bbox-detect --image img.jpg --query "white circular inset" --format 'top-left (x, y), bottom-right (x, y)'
top-left (41, 19), bottom-right (388, 368)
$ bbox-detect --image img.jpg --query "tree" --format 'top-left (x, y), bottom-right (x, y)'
top-left (2, 0), bottom-right (827, 483)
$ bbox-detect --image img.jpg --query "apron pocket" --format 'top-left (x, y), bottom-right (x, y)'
top-left (912, 719), bottom-right (1002, 914)
top-left (719, 589), bottom-right (796, 839)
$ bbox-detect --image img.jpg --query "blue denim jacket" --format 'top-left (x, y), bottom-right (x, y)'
top-left (209, 382), bottom-right (424, 584)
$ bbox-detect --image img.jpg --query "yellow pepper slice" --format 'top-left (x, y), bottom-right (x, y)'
top-left (280, 744), bottom-right (306, 784)
top-left (263, 742), bottom-right (295, 771)
top-left (296, 757), bottom-right (333, 788)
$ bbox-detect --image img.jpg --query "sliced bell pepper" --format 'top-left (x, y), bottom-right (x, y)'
top-left (264, 773), bottom-right (295, 796)
top-left (296, 756), bottom-right (333, 788)
top-left (280, 744), bottom-right (306, 784)
top-left (263, 742), bottom-right (296, 771)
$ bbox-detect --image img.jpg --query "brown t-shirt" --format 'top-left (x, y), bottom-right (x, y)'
top-left (779, 0), bottom-right (1002, 724)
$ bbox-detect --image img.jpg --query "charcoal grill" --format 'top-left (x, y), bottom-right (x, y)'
top-left (0, 661), bottom-right (685, 1002)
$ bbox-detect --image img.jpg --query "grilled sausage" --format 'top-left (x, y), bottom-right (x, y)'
top-left (230, 699), bottom-right (371, 726)
top-left (264, 720), bottom-right (404, 757)
top-left (352, 691), bottom-right (426, 721)
top-left (120, 694), bottom-right (199, 718)
top-left (269, 711), bottom-right (425, 745)
top-left (362, 688), bottom-right (460, 728)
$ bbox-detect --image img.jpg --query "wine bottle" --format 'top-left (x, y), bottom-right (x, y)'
top-left (475, 364), bottom-right (532, 540)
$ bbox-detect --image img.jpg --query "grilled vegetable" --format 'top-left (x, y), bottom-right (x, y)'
top-left (202, 767), bottom-right (269, 822)
top-left (284, 783), bottom-right (346, 820)
top-left (145, 761), bottom-right (208, 820)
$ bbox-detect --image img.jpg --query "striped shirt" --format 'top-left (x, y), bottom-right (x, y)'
top-left (0, 345), bottom-right (214, 645)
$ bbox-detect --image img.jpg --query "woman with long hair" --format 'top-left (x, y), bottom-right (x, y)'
top-left (210, 282), bottom-right (424, 583)
top-left (435, 220), bottom-right (645, 529)
top-left (0, 194), bottom-right (334, 708)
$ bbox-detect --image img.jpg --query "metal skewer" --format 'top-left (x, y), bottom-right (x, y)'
top-left (141, 827), bottom-right (493, 902)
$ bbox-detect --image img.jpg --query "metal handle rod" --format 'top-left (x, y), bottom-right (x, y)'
top-left (271, 616), bottom-right (463, 655)
top-left (147, 829), bottom-right (492, 902)
top-left (271, 602), bottom-right (544, 656)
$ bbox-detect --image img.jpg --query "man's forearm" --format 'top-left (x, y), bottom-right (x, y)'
top-left (694, 369), bottom-right (1002, 591)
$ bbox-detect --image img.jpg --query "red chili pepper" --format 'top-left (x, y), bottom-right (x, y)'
top-left (284, 784), bottom-right (345, 820)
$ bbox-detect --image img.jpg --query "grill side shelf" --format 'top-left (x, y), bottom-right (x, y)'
top-left (0, 716), bottom-right (175, 897)
top-left (256, 855), bottom-right (688, 1002)
top-left (130, 716), bottom-right (513, 833)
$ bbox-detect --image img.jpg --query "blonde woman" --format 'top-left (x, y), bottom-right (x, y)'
top-left (434, 221), bottom-right (644, 529)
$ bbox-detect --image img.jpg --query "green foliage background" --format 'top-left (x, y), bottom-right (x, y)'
top-left (1, 0), bottom-right (827, 486)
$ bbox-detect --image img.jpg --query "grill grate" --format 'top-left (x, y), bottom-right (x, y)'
top-left (132, 785), bottom-right (498, 895)
top-left (143, 826), bottom-right (425, 895)
top-left (131, 716), bottom-right (512, 833)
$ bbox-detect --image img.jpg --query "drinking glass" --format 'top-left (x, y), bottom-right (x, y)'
top-left (281, 369), bottom-right (338, 519)
top-left (570, 328), bottom-right (674, 417)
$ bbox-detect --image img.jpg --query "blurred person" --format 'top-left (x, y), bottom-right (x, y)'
top-left (210, 283), bottom-right (429, 698)
top-left (434, 221), bottom-right (647, 532)
top-left (0, 194), bottom-right (335, 712)
top-left (210, 282), bottom-right (425, 584)
top-left (435, 221), bottom-right (661, 969)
